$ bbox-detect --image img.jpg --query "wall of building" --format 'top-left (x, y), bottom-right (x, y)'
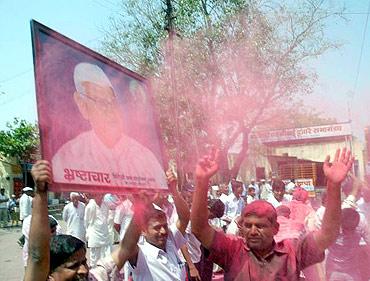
top-left (0, 155), bottom-right (23, 197)
top-left (272, 137), bottom-right (365, 179)
top-left (228, 136), bottom-right (365, 182)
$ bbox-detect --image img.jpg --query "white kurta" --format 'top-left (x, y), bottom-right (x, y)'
top-left (63, 201), bottom-right (86, 241)
top-left (52, 131), bottom-right (167, 189)
top-left (223, 193), bottom-right (245, 220)
top-left (19, 194), bottom-right (32, 221)
top-left (113, 199), bottom-right (133, 240)
top-left (84, 199), bottom-right (111, 248)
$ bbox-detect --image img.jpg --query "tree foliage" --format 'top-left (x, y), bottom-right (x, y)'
top-left (0, 118), bottom-right (40, 163)
top-left (101, 0), bottom-right (344, 182)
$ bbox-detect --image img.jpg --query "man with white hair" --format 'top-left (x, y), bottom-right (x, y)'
top-left (52, 62), bottom-right (167, 190)
top-left (62, 192), bottom-right (86, 241)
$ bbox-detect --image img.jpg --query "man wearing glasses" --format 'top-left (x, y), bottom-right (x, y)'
top-left (52, 62), bottom-right (167, 190)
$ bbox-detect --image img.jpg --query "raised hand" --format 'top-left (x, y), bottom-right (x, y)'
top-left (323, 148), bottom-right (354, 184)
top-left (195, 147), bottom-right (219, 183)
top-left (31, 160), bottom-right (52, 193)
top-left (166, 169), bottom-right (178, 194)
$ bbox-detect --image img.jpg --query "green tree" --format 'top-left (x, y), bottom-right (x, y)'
top-left (0, 118), bottom-right (40, 163)
top-left (101, 0), bottom-right (344, 182)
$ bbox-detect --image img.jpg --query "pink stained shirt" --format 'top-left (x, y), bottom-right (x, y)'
top-left (208, 230), bottom-right (324, 281)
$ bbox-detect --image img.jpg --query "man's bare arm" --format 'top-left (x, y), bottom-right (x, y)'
top-left (191, 149), bottom-right (219, 249)
top-left (24, 160), bottom-right (52, 281)
top-left (313, 148), bottom-right (354, 252)
top-left (180, 245), bottom-right (201, 281)
top-left (167, 170), bottom-right (190, 235)
top-left (111, 204), bottom-right (143, 270)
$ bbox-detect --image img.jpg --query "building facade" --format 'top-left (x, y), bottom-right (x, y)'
top-left (229, 122), bottom-right (365, 188)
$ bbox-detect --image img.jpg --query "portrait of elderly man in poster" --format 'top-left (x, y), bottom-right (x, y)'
top-left (32, 21), bottom-right (167, 193)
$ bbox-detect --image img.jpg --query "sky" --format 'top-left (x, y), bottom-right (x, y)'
top-left (0, 0), bottom-right (369, 140)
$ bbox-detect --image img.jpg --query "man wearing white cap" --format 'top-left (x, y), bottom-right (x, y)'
top-left (260, 179), bottom-right (272, 200)
top-left (62, 192), bottom-right (86, 241)
top-left (19, 187), bottom-right (33, 222)
top-left (52, 62), bottom-right (167, 190)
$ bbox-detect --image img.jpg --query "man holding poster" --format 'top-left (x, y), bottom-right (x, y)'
top-left (52, 62), bottom-right (167, 189)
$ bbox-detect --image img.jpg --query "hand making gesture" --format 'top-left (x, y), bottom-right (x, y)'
top-left (195, 147), bottom-right (219, 183)
top-left (166, 169), bottom-right (178, 194)
top-left (323, 148), bottom-right (354, 184)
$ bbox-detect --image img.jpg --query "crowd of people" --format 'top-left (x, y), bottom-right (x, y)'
top-left (13, 147), bottom-right (370, 281)
top-left (0, 186), bottom-right (34, 228)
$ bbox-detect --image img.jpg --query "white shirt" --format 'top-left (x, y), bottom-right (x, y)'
top-left (314, 205), bottom-right (325, 229)
top-left (19, 194), bottom-right (32, 220)
top-left (285, 182), bottom-right (296, 193)
top-left (315, 202), bottom-right (370, 245)
top-left (218, 193), bottom-right (228, 204)
top-left (246, 195), bottom-right (255, 204)
top-left (266, 193), bottom-right (291, 208)
top-left (252, 183), bottom-right (260, 199)
top-left (226, 216), bottom-right (240, 235)
top-left (63, 201), bottom-right (86, 241)
top-left (179, 222), bottom-right (202, 264)
top-left (224, 193), bottom-right (245, 220)
top-left (84, 199), bottom-right (110, 247)
top-left (130, 225), bottom-right (187, 281)
top-left (52, 131), bottom-right (167, 189)
top-left (114, 199), bottom-right (133, 240)
top-left (357, 198), bottom-right (370, 223)
top-left (267, 193), bottom-right (282, 208)
top-left (260, 183), bottom-right (272, 200)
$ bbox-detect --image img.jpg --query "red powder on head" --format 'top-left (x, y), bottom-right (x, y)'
top-left (242, 200), bottom-right (277, 224)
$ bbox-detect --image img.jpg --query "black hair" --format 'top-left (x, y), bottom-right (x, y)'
top-left (272, 179), bottom-right (285, 192)
top-left (143, 204), bottom-right (167, 225)
top-left (48, 216), bottom-right (58, 229)
top-left (50, 235), bottom-right (86, 273)
top-left (208, 199), bottom-right (225, 218)
top-left (341, 208), bottom-right (360, 231)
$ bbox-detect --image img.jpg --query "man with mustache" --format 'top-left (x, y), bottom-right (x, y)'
top-left (191, 148), bottom-right (353, 281)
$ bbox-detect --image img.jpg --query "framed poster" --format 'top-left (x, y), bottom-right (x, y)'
top-left (31, 20), bottom-right (167, 194)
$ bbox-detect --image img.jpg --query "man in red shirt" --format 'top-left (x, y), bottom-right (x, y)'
top-left (191, 148), bottom-right (353, 281)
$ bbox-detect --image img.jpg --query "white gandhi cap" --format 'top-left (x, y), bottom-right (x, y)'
top-left (73, 62), bottom-right (113, 94)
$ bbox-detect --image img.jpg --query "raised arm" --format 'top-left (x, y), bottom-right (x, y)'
top-left (313, 148), bottom-right (354, 251)
top-left (342, 172), bottom-right (363, 209)
top-left (167, 170), bottom-right (190, 235)
top-left (111, 201), bottom-right (144, 270)
top-left (191, 148), bottom-right (219, 249)
top-left (24, 160), bottom-right (52, 281)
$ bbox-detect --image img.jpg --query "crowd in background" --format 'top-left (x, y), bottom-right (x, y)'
top-left (3, 149), bottom-right (370, 280)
